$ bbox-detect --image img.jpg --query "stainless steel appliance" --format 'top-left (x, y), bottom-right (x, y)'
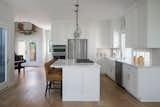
top-left (115, 61), bottom-right (123, 87)
top-left (52, 45), bottom-right (66, 59)
top-left (68, 39), bottom-right (87, 59)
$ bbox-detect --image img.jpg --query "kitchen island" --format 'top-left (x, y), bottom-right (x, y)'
top-left (50, 59), bottom-right (100, 102)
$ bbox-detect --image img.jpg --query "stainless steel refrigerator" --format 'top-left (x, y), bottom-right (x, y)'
top-left (68, 39), bottom-right (87, 59)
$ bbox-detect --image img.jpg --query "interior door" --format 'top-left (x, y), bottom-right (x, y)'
top-left (0, 27), bottom-right (7, 90)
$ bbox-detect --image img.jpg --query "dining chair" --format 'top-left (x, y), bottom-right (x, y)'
top-left (44, 59), bottom-right (62, 96)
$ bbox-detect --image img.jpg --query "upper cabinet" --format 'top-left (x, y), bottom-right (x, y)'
top-left (111, 19), bottom-right (121, 48)
top-left (125, 0), bottom-right (160, 48)
top-left (125, 4), bottom-right (138, 48)
top-left (96, 18), bottom-right (122, 49)
top-left (96, 20), bottom-right (113, 48)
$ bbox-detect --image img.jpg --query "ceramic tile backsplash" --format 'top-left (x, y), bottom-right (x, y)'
top-left (96, 48), bottom-right (112, 59)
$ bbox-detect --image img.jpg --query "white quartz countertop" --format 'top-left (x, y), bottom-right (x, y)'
top-left (104, 57), bottom-right (160, 69)
top-left (50, 59), bottom-right (100, 68)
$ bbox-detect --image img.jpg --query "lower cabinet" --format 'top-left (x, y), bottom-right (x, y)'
top-left (123, 64), bottom-right (138, 97)
top-left (83, 70), bottom-right (100, 101)
top-left (123, 64), bottom-right (160, 102)
top-left (63, 66), bottom-right (100, 101)
top-left (107, 60), bottom-right (115, 81)
top-left (105, 58), bottom-right (115, 81)
top-left (97, 57), bottom-right (115, 81)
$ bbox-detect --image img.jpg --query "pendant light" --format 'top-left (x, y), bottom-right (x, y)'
top-left (73, 0), bottom-right (81, 39)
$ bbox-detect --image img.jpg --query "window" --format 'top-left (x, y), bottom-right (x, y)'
top-left (48, 40), bottom-right (53, 53)
top-left (0, 27), bottom-right (7, 83)
top-left (121, 33), bottom-right (132, 62)
top-left (133, 50), bottom-right (151, 65)
top-left (113, 30), bottom-right (120, 48)
top-left (17, 41), bottom-right (26, 59)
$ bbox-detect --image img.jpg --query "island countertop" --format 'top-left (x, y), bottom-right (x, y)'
top-left (50, 59), bottom-right (100, 68)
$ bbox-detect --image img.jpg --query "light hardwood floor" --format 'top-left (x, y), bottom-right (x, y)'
top-left (0, 67), bottom-right (160, 107)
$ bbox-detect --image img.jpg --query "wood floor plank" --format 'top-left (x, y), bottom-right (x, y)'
top-left (0, 67), bottom-right (160, 107)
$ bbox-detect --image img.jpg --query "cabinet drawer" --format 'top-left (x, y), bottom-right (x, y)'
top-left (123, 64), bottom-right (137, 72)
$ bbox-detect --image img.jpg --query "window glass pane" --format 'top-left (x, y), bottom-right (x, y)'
top-left (17, 41), bottom-right (26, 59)
top-left (133, 50), bottom-right (151, 65)
top-left (113, 30), bottom-right (120, 48)
top-left (0, 28), bottom-right (6, 83)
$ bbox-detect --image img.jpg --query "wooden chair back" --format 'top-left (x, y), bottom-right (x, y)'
top-left (44, 59), bottom-right (55, 79)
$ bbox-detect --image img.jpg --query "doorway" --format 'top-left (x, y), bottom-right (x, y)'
top-left (17, 40), bottom-right (39, 66)
top-left (0, 27), bottom-right (7, 89)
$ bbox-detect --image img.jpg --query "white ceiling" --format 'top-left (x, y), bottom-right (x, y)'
top-left (4, 0), bottom-right (136, 29)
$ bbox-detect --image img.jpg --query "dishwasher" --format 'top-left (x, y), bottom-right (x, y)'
top-left (115, 61), bottom-right (123, 87)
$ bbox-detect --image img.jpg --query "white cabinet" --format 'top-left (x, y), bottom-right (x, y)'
top-left (107, 59), bottom-right (115, 81)
top-left (62, 65), bottom-right (100, 101)
top-left (96, 20), bottom-right (113, 48)
top-left (83, 70), bottom-right (100, 101)
top-left (96, 18), bottom-right (122, 48)
top-left (123, 64), bottom-right (138, 97)
top-left (97, 58), bottom-right (108, 74)
top-left (125, 4), bottom-right (138, 48)
top-left (123, 63), bottom-right (160, 102)
top-left (96, 19), bottom-right (122, 48)
top-left (97, 57), bottom-right (115, 81)
top-left (125, 0), bottom-right (160, 48)
top-left (63, 69), bottom-right (83, 99)
top-left (122, 65), bottom-right (129, 88)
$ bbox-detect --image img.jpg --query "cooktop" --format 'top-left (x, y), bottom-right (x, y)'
top-left (76, 59), bottom-right (94, 63)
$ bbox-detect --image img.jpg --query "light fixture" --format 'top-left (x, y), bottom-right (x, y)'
top-left (16, 22), bottom-right (37, 35)
top-left (73, 0), bottom-right (81, 38)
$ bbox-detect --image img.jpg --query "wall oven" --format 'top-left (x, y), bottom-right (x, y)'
top-left (52, 45), bottom-right (66, 59)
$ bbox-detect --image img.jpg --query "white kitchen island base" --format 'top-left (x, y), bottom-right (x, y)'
top-left (51, 59), bottom-right (100, 102)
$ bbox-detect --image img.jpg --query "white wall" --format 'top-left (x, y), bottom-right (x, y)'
top-left (15, 27), bottom-right (43, 66)
top-left (43, 30), bottom-right (52, 61)
top-left (0, 1), bottom-right (15, 88)
top-left (51, 20), bottom-right (100, 60)
top-left (51, 20), bottom-right (113, 60)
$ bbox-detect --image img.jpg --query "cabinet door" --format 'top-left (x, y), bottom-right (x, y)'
top-left (123, 64), bottom-right (138, 97)
top-left (83, 69), bottom-right (100, 101)
top-left (97, 58), bottom-right (108, 74)
top-left (125, 5), bottom-right (138, 48)
top-left (63, 69), bottom-right (83, 100)
top-left (110, 61), bottom-right (115, 81)
top-left (129, 70), bottom-right (138, 97)
top-left (97, 21), bottom-right (112, 48)
top-left (123, 65), bottom-right (129, 89)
